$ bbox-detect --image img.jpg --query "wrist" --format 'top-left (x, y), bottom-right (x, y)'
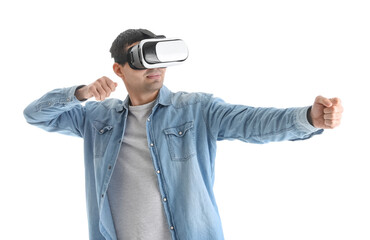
top-left (75, 85), bottom-right (88, 101)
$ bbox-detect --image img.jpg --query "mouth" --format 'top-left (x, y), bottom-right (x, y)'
top-left (146, 71), bottom-right (162, 80)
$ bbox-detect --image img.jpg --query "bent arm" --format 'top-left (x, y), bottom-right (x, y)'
top-left (202, 95), bottom-right (323, 144)
top-left (23, 85), bottom-right (86, 138)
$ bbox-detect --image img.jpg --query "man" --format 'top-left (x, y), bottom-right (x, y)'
top-left (24, 29), bottom-right (343, 240)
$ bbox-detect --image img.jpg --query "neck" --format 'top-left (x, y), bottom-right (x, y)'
top-left (128, 89), bottom-right (159, 106)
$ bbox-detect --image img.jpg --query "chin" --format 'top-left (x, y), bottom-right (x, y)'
top-left (146, 79), bottom-right (164, 90)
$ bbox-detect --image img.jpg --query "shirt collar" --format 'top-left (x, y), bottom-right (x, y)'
top-left (156, 85), bottom-right (172, 106)
top-left (115, 85), bottom-right (172, 112)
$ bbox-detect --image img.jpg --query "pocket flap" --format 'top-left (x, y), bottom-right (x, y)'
top-left (164, 121), bottom-right (194, 137)
top-left (93, 121), bottom-right (113, 135)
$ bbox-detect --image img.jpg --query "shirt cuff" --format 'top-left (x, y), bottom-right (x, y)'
top-left (295, 106), bottom-right (322, 133)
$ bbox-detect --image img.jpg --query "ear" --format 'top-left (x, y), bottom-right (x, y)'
top-left (113, 63), bottom-right (125, 79)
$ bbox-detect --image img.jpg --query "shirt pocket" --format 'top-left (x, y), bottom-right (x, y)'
top-left (92, 120), bottom-right (113, 158)
top-left (164, 121), bottom-right (195, 161)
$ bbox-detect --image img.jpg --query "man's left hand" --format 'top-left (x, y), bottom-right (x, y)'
top-left (310, 96), bottom-right (344, 129)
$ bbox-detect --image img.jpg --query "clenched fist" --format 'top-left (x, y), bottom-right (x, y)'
top-left (75, 76), bottom-right (118, 101)
top-left (311, 96), bottom-right (344, 129)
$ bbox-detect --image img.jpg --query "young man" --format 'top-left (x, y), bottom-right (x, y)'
top-left (24, 29), bottom-right (343, 240)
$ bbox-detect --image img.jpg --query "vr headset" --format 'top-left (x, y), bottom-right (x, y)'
top-left (127, 38), bottom-right (189, 70)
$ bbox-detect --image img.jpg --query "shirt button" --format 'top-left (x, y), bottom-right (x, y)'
top-left (147, 118), bottom-right (151, 122)
top-left (179, 131), bottom-right (183, 135)
top-left (156, 170), bottom-right (160, 174)
top-left (163, 197), bottom-right (167, 202)
top-left (66, 98), bottom-right (70, 102)
top-left (100, 130), bottom-right (104, 133)
top-left (150, 143), bottom-right (154, 147)
top-left (170, 226), bottom-right (174, 230)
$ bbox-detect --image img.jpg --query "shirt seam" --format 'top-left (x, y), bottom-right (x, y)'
top-left (201, 94), bottom-right (218, 142)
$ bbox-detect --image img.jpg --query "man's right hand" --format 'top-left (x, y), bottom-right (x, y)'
top-left (75, 76), bottom-right (118, 101)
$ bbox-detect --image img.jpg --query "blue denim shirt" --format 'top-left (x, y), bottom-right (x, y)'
top-left (24, 85), bottom-right (323, 240)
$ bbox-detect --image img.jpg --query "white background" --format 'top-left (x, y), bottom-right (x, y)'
top-left (1, 0), bottom-right (369, 239)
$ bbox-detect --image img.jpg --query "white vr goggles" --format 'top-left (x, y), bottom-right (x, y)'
top-left (127, 38), bottom-right (189, 70)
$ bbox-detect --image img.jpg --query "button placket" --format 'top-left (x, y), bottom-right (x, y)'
top-left (147, 115), bottom-right (175, 234)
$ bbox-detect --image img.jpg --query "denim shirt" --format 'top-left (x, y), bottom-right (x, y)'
top-left (24, 85), bottom-right (323, 240)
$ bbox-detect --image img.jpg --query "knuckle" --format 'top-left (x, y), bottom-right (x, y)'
top-left (325, 119), bottom-right (333, 126)
top-left (109, 82), bottom-right (115, 89)
top-left (97, 85), bottom-right (105, 92)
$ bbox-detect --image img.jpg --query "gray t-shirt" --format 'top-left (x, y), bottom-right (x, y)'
top-left (107, 100), bottom-right (172, 240)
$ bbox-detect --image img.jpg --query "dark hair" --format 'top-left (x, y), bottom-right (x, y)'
top-left (110, 29), bottom-right (158, 65)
